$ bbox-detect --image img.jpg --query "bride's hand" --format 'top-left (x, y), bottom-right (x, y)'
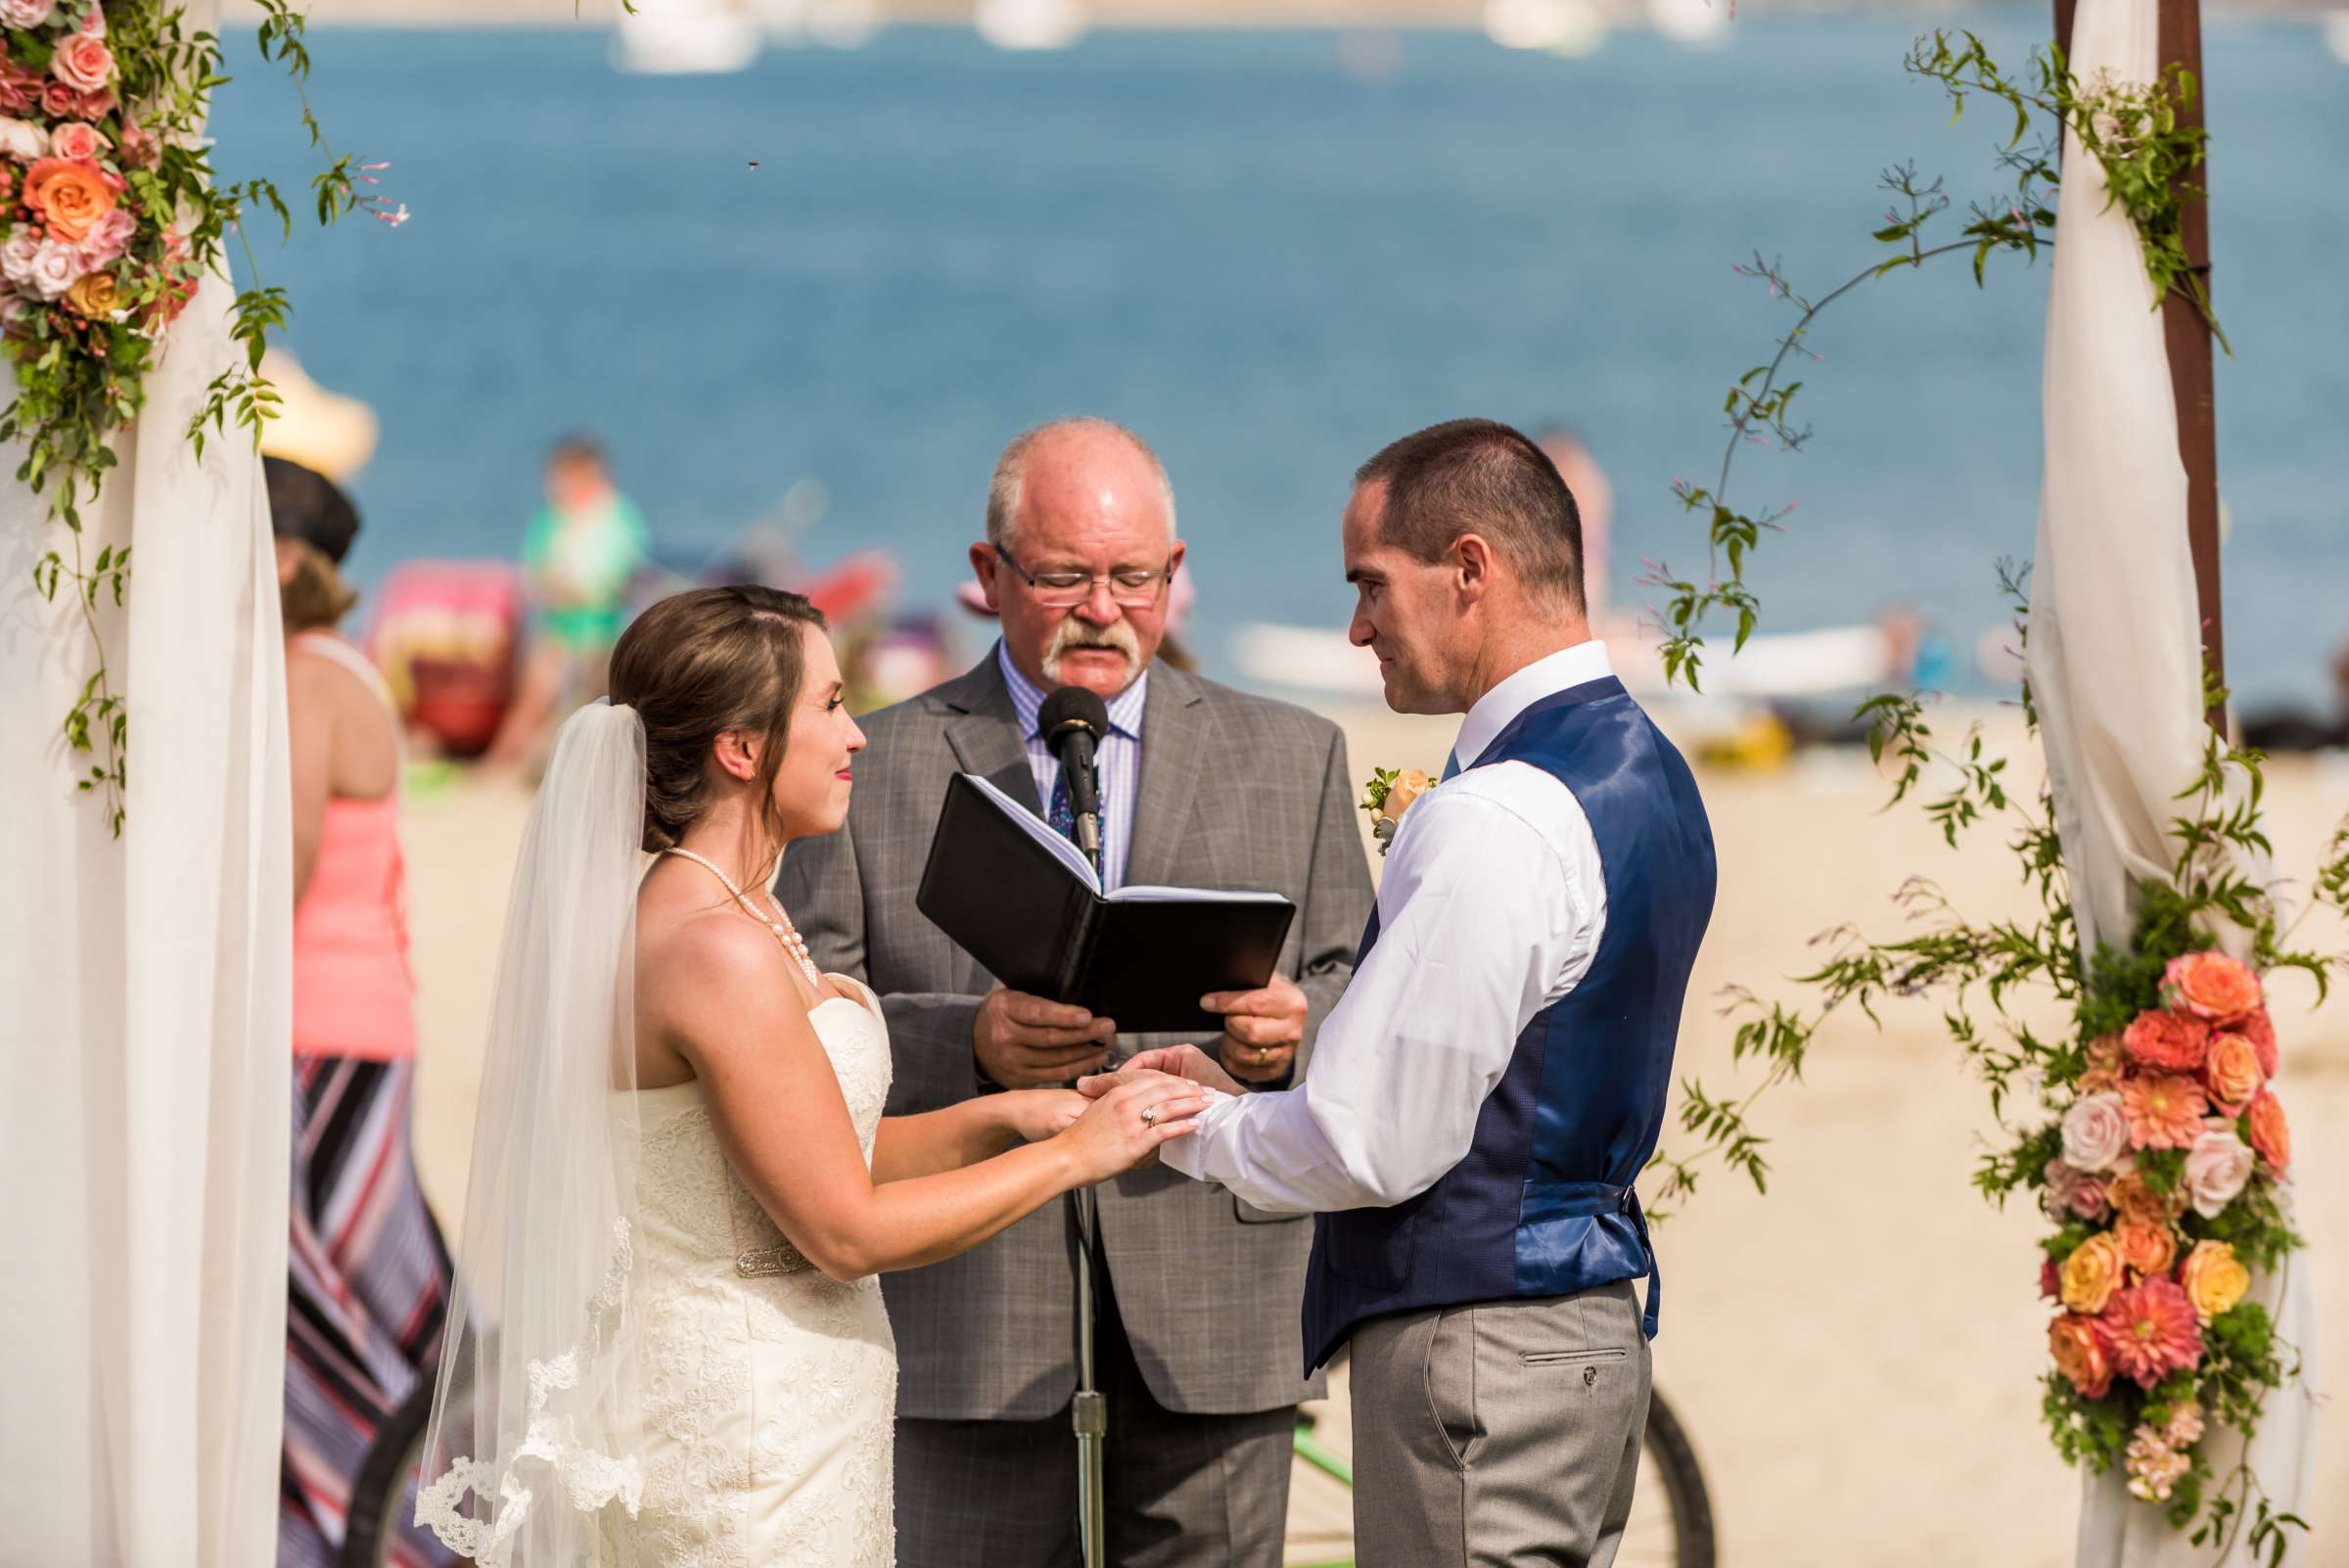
top-left (1054, 1069), bottom-right (1206, 1181)
top-left (1003, 1088), bottom-right (1086, 1143)
top-left (1077, 1042), bottom-right (1243, 1101)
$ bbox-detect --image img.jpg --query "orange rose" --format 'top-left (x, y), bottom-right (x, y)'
top-left (2235, 1008), bottom-right (2278, 1078)
top-left (2115, 1219), bottom-right (2177, 1279)
top-left (2050, 1312), bottom-right (2114, 1399)
top-left (64, 269), bottom-right (116, 319)
top-left (2247, 1089), bottom-right (2290, 1172)
top-left (2060, 1233), bottom-right (2126, 1315)
top-left (23, 157), bottom-right (117, 244)
top-left (2202, 1033), bottom-right (2264, 1115)
top-left (2163, 950), bottom-right (2263, 1025)
top-left (2177, 1240), bottom-right (2251, 1323)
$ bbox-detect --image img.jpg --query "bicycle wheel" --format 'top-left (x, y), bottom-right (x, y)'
top-left (1619, 1388), bottom-right (1717, 1568)
top-left (340, 1376), bottom-right (438, 1568)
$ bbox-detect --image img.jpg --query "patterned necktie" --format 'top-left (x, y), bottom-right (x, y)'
top-left (1047, 765), bottom-right (1106, 853)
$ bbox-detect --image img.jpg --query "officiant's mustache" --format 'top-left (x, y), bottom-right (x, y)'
top-left (1040, 617), bottom-right (1142, 681)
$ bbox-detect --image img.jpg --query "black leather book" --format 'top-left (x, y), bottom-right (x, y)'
top-left (915, 771), bottom-right (1298, 1034)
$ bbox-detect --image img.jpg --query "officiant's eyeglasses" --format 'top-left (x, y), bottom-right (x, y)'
top-left (996, 552), bottom-right (1174, 609)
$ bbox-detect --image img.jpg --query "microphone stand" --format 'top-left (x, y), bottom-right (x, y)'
top-left (1070, 802), bottom-right (1106, 1568)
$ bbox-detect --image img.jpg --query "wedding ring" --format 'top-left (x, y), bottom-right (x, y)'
top-left (1140, 1104), bottom-right (1160, 1128)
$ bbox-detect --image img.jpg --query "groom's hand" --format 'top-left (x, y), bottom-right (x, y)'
top-left (1080, 1043), bottom-right (1244, 1101)
top-left (1203, 974), bottom-right (1306, 1084)
top-left (973, 987), bottom-right (1116, 1088)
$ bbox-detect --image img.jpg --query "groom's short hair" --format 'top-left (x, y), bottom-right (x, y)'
top-left (1355, 418), bottom-right (1585, 612)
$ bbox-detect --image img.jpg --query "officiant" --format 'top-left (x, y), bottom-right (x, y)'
top-left (778, 417), bottom-right (1373, 1568)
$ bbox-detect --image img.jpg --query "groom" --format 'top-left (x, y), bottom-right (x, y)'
top-left (1096, 418), bottom-right (1716, 1566)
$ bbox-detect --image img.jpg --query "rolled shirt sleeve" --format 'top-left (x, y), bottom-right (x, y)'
top-left (1163, 772), bottom-right (1596, 1213)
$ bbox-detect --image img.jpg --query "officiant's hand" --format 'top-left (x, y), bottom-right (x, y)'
top-left (1080, 1043), bottom-right (1244, 1101)
top-left (1203, 974), bottom-right (1307, 1084)
top-left (973, 987), bottom-right (1117, 1089)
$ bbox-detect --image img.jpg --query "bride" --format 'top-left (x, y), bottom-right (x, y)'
top-left (414, 584), bottom-right (1204, 1566)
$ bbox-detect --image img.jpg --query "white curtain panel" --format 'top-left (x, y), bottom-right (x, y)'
top-left (2028, 0), bottom-right (2316, 1561)
top-left (0, 40), bottom-right (293, 1554)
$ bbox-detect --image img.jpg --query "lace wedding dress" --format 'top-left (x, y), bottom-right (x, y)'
top-left (617, 974), bottom-right (898, 1567)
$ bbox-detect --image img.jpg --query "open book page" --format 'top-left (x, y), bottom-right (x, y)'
top-left (963, 773), bottom-right (1101, 895)
top-left (1110, 885), bottom-right (1289, 903)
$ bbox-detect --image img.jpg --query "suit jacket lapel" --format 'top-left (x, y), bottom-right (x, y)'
top-left (1127, 663), bottom-right (1211, 889)
top-left (942, 649), bottom-right (1041, 813)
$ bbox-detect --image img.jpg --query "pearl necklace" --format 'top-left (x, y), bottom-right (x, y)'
top-left (663, 847), bottom-right (826, 992)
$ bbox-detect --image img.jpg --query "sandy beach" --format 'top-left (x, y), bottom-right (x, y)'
top-left (400, 700), bottom-right (2347, 1566)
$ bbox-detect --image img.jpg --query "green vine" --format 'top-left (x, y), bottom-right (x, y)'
top-left (1650, 28), bottom-right (2223, 695)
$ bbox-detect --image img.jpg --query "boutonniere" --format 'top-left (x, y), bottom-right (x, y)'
top-left (1359, 766), bottom-right (1435, 855)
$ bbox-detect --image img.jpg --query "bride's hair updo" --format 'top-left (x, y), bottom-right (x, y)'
top-left (608, 584), bottom-right (829, 853)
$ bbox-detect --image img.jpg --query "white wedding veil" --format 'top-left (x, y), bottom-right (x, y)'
top-left (415, 699), bottom-right (652, 1564)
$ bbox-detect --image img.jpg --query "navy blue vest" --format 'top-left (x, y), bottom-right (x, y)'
top-left (1299, 675), bottom-right (1716, 1373)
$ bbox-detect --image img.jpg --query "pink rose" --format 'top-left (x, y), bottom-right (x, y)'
top-left (2162, 951), bottom-right (2263, 1025)
top-left (2183, 1130), bottom-right (2254, 1220)
top-left (115, 118), bottom-right (161, 170)
top-left (78, 4), bottom-right (104, 34)
top-left (0, 0), bottom-right (57, 27)
top-left (76, 206), bottom-right (135, 269)
top-left (51, 33), bottom-right (114, 95)
top-left (40, 80), bottom-right (77, 119)
top-left (2061, 1091), bottom-right (2131, 1173)
top-left (48, 120), bottom-right (101, 162)
top-left (0, 291), bottom-right (36, 341)
top-left (25, 237), bottom-right (83, 300)
top-left (0, 230), bottom-right (42, 289)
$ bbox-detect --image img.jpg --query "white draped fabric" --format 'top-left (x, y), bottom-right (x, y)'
top-left (0, 155), bottom-right (293, 1568)
top-left (2027, 1), bottom-right (2317, 1561)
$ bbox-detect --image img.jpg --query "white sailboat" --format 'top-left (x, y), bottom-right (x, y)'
top-left (612, 0), bottom-right (763, 74)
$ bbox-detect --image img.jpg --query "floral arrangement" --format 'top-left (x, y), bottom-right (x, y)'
top-left (4, 0), bottom-right (388, 834)
top-left (1629, 29), bottom-right (2331, 1557)
top-left (2029, 941), bottom-right (2300, 1520)
top-left (1358, 764), bottom-right (1433, 855)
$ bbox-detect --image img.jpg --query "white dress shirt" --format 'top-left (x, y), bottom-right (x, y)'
top-left (996, 641), bottom-right (1147, 892)
top-left (1163, 641), bottom-right (1615, 1213)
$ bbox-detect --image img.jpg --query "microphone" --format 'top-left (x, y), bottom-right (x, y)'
top-left (1037, 685), bottom-right (1110, 869)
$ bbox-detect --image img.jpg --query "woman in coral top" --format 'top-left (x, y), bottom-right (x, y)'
top-left (269, 456), bottom-right (456, 1568)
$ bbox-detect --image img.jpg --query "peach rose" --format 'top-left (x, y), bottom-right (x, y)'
top-left (2080, 1033), bottom-right (2124, 1092)
top-left (23, 158), bottom-right (118, 245)
top-left (2163, 950), bottom-right (2263, 1024)
top-left (2050, 1313), bottom-right (2114, 1400)
top-left (2235, 1008), bottom-right (2278, 1079)
top-left (2114, 1219), bottom-right (2177, 1280)
top-left (2124, 1009), bottom-right (2210, 1074)
top-left (2106, 1165), bottom-right (2178, 1227)
top-left (1381, 769), bottom-right (1433, 823)
top-left (2247, 1089), bottom-right (2290, 1172)
top-left (51, 33), bottom-right (115, 96)
top-left (64, 268), bottom-right (117, 319)
top-left (2177, 1239), bottom-right (2250, 1323)
top-left (48, 120), bottom-right (101, 162)
top-left (2202, 1033), bottom-right (2264, 1115)
top-left (2060, 1232), bottom-right (2126, 1315)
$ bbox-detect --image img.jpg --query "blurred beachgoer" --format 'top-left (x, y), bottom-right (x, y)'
top-left (269, 457), bottom-right (457, 1568)
top-left (484, 435), bottom-right (651, 772)
top-left (2242, 634), bottom-right (2349, 752)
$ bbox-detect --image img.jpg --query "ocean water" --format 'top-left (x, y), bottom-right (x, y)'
top-left (208, 16), bottom-right (2348, 706)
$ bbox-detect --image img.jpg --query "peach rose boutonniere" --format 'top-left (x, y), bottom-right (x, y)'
top-left (1359, 765), bottom-right (1435, 857)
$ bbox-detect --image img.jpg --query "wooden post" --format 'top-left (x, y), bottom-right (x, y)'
top-left (2052, 0), bottom-right (2226, 730)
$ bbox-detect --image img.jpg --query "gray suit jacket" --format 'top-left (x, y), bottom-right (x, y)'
top-left (777, 650), bottom-right (1373, 1421)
